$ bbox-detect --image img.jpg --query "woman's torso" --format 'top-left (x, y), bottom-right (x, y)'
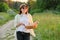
top-left (16, 13), bottom-right (31, 33)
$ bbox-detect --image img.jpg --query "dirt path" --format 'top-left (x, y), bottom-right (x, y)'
top-left (0, 20), bottom-right (33, 40)
top-left (0, 20), bottom-right (15, 40)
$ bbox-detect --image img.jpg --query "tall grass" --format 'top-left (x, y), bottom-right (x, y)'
top-left (0, 12), bottom-right (15, 26)
top-left (33, 12), bottom-right (60, 40)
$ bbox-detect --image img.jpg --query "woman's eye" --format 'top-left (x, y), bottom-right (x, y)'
top-left (22, 7), bottom-right (24, 9)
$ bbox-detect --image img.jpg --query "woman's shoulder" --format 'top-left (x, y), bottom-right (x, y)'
top-left (28, 13), bottom-right (32, 17)
top-left (15, 14), bottom-right (20, 17)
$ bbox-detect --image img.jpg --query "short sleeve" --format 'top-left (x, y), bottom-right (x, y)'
top-left (14, 15), bottom-right (18, 27)
top-left (28, 14), bottom-right (33, 25)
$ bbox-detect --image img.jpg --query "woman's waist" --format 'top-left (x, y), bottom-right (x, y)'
top-left (16, 25), bottom-right (30, 31)
top-left (16, 25), bottom-right (31, 31)
top-left (16, 25), bottom-right (25, 29)
top-left (16, 31), bottom-right (30, 35)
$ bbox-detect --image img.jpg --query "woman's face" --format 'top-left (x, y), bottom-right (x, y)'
top-left (21, 6), bottom-right (28, 14)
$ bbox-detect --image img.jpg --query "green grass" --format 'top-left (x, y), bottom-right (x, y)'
top-left (33, 12), bottom-right (60, 40)
top-left (0, 12), bottom-right (15, 26)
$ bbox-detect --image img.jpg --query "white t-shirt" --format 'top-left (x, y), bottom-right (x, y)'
top-left (14, 13), bottom-right (36, 37)
top-left (14, 13), bottom-right (33, 33)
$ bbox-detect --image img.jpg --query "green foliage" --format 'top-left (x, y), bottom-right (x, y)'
top-left (29, 0), bottom-right (46, 13)
top-left (56, 5), bottom-right (60, 11)
top-left (0, 12), bottom-right (16, 26)
top-left (0, 2), bottom-right (9, 12)
top-left (36, 0), bottom-right (60, 10)
top-left (37, 0), bottom-right (46, 9)
top-left (45, 0), bottom-right (55, 9)
top-left (30, 9), bottom-right (44, 15)
top-left (13, 2), bottom-right (23, 11)
top-left (28, 0), bottom-right (60, 13)
top-left (33, 12), bottom-right (60, 40)
top-left (7, 9), bottom-right (16, 17)
top-left (29, 0), bottom-right (37, 9)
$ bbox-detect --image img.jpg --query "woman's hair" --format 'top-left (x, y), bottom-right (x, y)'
top-left (19, 4), bottom-right (29, 14)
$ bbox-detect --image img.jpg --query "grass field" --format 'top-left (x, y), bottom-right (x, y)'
top-left (0, 12), bottom-right (15, 26)
top-left (33, 12), bottom-right (60, 40)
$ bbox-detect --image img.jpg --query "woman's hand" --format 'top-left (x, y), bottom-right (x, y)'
top-left (33, 21), bottom-right (39, 28)
top-left (19, 23), bottom-right (25, 26)
top-left (16, 23), bottom-right (25, 27)
top-left (25, 21), bottom-right (39, 29)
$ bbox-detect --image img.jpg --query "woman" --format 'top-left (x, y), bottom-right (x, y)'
top-left (14, 4), bottom-right (38, 40)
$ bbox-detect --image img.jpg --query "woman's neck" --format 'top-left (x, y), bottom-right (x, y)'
top-left (22, 12), bottom-right (28, 15)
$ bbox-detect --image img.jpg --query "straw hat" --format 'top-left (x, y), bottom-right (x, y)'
top-left (20, 4), bottom-right (29, 8)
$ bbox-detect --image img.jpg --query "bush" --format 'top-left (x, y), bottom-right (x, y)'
top-left (36, 0), bottom-right (60, 11)
top-left (0, 2), bottom-right (9, 12)
top-left (0, 12), bottom-right (15, 26)
top-left (56, 5), bottom-right (60, 11)
top-left (36, 0), bottom-right (47, 9)
top-left (30, 9), bottom-right (44, 15)
top-left (7, 9), bottom-right (16, 17)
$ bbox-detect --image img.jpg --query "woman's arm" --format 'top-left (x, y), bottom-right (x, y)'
top-left (16, 23), bottom-right (25, 27)
top-left (25, 14), bottom-right (38, 29)
top-left (25, 21), bottom-right (38, 29)
top-left (14, 15), bottom-right (25, 28)
top-left (25, 25), bottom-right (37, 29)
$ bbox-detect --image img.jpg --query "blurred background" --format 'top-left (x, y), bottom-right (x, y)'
top-left (0, 0), bottom-right (60, 40)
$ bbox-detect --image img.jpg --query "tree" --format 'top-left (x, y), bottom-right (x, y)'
top-left (36, 0), bottom-right (60, 10)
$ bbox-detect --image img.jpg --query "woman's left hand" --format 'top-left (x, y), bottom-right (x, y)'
top-left (25, 21), bottom-right (39, 29)
top-left (33, 21), bottom-right (39, 28)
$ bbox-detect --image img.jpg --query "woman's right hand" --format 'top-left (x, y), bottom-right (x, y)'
top-left (19, 23), bottom-right (25, 26)
top-left (16, 23), bottom-right (25, 27)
